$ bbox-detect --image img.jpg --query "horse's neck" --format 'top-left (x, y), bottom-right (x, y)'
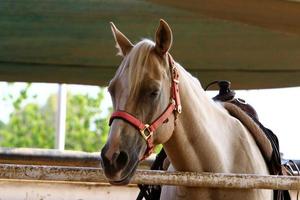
top-left (163, 65), bottom-right (267, 174)
top-left (163, 67), bottom-right (226, 171)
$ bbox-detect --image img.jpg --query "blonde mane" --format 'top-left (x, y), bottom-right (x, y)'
top-left (110, 39), bottom-right (156, 97)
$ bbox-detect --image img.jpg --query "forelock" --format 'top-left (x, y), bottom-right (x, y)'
top-left (110, 39), bottom-right (160, 100)
top-left (127, 39), bottom-right (155, 95)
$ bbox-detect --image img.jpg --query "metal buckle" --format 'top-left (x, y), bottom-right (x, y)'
top-left (173, 79), bottom-right (179, 84)
top-left (140, 124), bottom-right (153, 141)
top-left (170, 99), bottom-right (182, 114)
top-left (170, 99), bottom-right (176, 105)
top-left (177, 105), bottom-right (182, 113)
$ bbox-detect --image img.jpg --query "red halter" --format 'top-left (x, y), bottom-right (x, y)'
top-left (109, 54), bottom-right (181, 160)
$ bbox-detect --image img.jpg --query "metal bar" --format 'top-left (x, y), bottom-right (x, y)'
top-left (0, 164), bottom-right (299, 190)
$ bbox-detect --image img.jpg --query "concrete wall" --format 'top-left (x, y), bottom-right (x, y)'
top-left (0, 180), bottom-right (138, 200)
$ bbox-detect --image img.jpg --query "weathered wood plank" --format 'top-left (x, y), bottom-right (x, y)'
top-left (0, 164), bottom-right (299, 190)
top-left (0, 147), bottom-right (153, 168)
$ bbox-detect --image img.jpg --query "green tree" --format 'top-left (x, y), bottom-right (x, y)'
top-left (0, 121), bottom-right (5, 129)
top-left (0, 83), bottom-right (55, 148)
top-left (65, 89), bottom-right (110, 152)
top-left (0, 84), bottom-right (110, 152)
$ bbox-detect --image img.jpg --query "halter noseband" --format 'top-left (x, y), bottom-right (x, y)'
top-left (109, 54), bottom-right (181, 160)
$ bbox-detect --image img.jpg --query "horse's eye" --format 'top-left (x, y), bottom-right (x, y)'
top-left (149, 90), bottom-right (159, 98)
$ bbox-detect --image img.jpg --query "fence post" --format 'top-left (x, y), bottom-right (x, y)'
top-left (55, 84), bottom-right (67, 150)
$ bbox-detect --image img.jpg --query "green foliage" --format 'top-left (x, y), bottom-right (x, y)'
top-left (0, 84), bottom-right (110, 152)
top-left (65, 90), bottom-right (110, 152)
top-left (0, 103), bottom-right (55, 148)
top-left (0, 121), bottom-right (4, 129)
top-left (0, 83), bottom-right (55, 148)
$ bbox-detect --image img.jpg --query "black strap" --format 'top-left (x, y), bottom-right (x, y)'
top-left (136, 149), bottom-right (167, 200)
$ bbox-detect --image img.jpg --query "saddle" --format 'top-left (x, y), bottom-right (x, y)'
top-left (206, 81), bottom-right (291, 200)
top-left (137, 81), bottom-right (296, 200)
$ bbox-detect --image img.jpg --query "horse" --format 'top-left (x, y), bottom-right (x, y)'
top-left (100, 19), bottom-right (273, 200)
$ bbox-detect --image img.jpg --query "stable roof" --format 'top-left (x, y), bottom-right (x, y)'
top-left (1, 0), bottom-right (300, 89)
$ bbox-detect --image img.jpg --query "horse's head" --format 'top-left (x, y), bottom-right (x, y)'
top-left (101, 19), bottom-right (178, 185)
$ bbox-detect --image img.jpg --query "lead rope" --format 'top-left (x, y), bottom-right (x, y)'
top-left (136, 149), bottom-right (167, 200)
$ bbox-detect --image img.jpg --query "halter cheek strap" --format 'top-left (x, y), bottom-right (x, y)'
top-left (109, 54), bottom-right (181, 160)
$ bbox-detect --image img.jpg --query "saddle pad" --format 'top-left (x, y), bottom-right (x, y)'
top-left (222, 102), bottom-right (273, 164)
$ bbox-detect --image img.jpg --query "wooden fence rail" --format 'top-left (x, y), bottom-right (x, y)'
top-left (0, 164), bottom-right (299, 190)
top-left (0, 148), bottom-right (152, 168)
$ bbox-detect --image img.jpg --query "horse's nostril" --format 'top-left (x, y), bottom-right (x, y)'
top-left (100, 146), bottom-right (129, 172)
top-left (115, 151), bottom-right (128, 169)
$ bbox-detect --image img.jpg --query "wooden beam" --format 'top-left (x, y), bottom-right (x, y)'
top-left (2, 61), bottom-right (300, 89)
top-left (0, 148), bottom-right (153, 168)
top-left (0, 164), bottom-right (299, 190)
top-left (188, 68), bottom-right (300, 89)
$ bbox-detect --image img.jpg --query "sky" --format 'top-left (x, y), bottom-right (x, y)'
top-left (0, 82), bottom-right (299, 159)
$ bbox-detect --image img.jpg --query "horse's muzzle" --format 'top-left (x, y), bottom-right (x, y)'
top-left (100, 144), bottom-right (138, 184)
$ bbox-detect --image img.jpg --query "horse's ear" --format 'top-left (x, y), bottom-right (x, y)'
top-left (155, 19), bottom-right (173, 56)
top-left (110, 22), bottom-right (133, 56)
